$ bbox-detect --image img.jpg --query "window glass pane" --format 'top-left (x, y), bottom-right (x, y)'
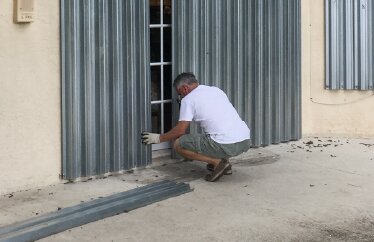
top-left (164, 103), bottom-right (172, 133)
top-left (163, 27), bottom-right (172, 62)
top-left (150, 0), bottom-right (160, 24)
top-left (150, 28), bottom-right (161, 62)
top-left (164, 65), bottom-right (172, 100)
top-left (163, 0), bottom-right (172, 24)
top-left (151, 66), bottom-right (161, 101)
top-left (151, 104), bottom-right (161, 133)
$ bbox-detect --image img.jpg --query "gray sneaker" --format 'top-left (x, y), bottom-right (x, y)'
top-left (205, 159), bottom-right (232, 182)
top-left (206, 161), bottom-right (232, 175)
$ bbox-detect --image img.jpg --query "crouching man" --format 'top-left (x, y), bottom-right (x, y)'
top-left (142, 72), bottom-right (250, 182)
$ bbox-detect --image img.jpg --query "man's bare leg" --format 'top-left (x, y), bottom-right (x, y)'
top-left (174, 139), bottom-right (221, 168)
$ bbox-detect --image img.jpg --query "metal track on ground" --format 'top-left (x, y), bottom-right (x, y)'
top-left (0, 180), bottom-right (192, 242)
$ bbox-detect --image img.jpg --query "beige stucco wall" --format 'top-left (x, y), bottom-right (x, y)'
top-left (302, 0), bottom-right (374, 137)
top-left (0, 0), bottom-right (61, 195)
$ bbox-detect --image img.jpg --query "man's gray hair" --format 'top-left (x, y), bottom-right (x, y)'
top-left (173, 72), bottom-right (199, 89)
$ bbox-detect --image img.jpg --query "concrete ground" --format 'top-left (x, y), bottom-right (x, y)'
top-left (1, 137), bottom-right (374, 242)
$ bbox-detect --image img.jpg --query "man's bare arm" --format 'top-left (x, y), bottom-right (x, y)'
top-left (160, 121), bottom-right (190, 142)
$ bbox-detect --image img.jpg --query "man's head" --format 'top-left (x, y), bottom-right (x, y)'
top-left (173, 72), bottom-right (199, 98)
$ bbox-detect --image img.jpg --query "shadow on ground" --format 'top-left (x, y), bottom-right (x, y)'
top-left (147, 148), bottom-right (280, 183)
top-left (291, 215), bottom-right (374, 241)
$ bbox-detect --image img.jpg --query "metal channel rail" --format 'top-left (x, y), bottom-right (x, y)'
top-left (0, 180), bottom-right (192, 242)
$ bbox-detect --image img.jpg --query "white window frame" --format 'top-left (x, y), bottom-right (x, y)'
top-left (150, 0), bottom-right (172, 150)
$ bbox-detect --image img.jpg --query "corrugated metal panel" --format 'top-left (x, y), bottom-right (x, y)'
top-left (61, 0), bottom-right (151, 180)
top-left (326, 0), bottom-right (374, 90)
top-left (0, 181), bottom-right (191, 242)
top-left (172, 0), bottom-right (301, 147)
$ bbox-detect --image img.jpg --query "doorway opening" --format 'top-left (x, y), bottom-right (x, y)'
top-left (150, 0), bottom-right (172, 151)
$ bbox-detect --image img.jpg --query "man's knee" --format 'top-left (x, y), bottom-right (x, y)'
top-left (173, 138), bottom-right (181, 152)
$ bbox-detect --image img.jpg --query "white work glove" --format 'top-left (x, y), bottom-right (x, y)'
top-left (141, 132), bottom-right (160, 145)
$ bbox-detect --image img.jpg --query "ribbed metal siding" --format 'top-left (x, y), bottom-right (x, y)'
top-left (326, 0), bottom-right (374, 90)
top-left (172, 0), bottom-right (301, 147)
top-left (61, 0), bottom-right (151, 180)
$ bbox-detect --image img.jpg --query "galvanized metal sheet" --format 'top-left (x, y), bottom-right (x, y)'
top-left (61, 0), bottom-right (151, 180)
top-left (325, 0), bottom-right (374, 90)
top-left (0, 181), bottom-right (192, 242)
top-left (172, 0), bottom-right (302, 147)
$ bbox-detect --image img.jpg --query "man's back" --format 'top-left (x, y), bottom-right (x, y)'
top-left (179, 85), bottom-right (250, 144)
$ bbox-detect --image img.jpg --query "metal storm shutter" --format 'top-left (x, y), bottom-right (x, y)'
top-left (325, 0), bottom-right (374, 90)
top-left (172, 0), bottom-right (302, 147)
top-left (61, 0), bottom-right (151, 180)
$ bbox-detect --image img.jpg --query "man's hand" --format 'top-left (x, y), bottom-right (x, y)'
top-left (141, 132), bottom-right (160, 145)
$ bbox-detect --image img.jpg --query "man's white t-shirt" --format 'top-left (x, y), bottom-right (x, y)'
top-left (179, 85), bottom-right (250, 144)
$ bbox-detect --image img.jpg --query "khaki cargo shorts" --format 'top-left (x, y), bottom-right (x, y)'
top-left (178, 134), bottom-right (250, 159)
